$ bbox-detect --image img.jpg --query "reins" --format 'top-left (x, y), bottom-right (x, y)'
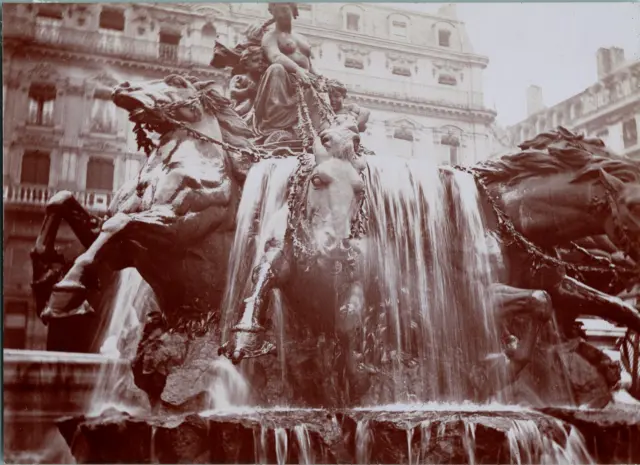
top-left (454, 165), bottom-right (638, 289)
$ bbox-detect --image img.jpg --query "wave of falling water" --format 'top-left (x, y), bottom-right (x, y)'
top-left (353, 412), bottom-right (593, 465)
top-left (363, 157), bottom-right (504, 403)
top-left (221, 157), bottom-right (298, 400)
top-left (89, 268), bottom-right (151, 415)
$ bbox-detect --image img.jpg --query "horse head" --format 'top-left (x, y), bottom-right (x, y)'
top-left (303, 125), bottom-right (366, 255)
top-left (598, 168), bottom-right (640, 262)
top-left (112, 74), bottom-right (229, 142)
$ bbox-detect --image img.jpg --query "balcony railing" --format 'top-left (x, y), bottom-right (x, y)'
top-left (4, 17), bottom-right (214, 68)
top-left (4, 184), bottom-right (113, 214)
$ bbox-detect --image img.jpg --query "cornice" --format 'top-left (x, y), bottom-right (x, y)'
top-left (221, 15), bottom-right (489, 69)
top-left (350, 92), bottom-right (496, 124)
top-left (8, 43), bottom-right (227, 81)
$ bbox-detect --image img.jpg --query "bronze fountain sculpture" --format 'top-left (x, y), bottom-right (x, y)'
top-left (30, 3), bottom-right (640, 463)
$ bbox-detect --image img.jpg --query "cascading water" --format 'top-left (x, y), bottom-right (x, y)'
top-left (221, 157), bottom-right (298, 399)
top-left (352, 406), bottom-right (594, 465)
top-left (89, 268), bottom-right (151, 415)
top-left (362, 157), bottom-right (504, 402)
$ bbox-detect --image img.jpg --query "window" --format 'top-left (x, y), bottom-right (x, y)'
top-left (346, 13), bottom-right (360, 32)
top-left (390, 19), bottom-right (408, 39)
top-left (623, 118), bottom-right (638, 149)
top-left (441, 133), bottom-right (460, 165)
top-left (4, 301), bottom-right (28, 349)
top-left (201, 23), bottom-right (217, 43)
top-left (91, 88), bottom-right (118, 134)
top-left (438, 74), bottom-right (457, 86)
top-left (86, 157), bottom-right (115, 191)
top-left (99, 8), bottom-right (125, 31)
top-left (393, 127), bottom-right (414, 159)
top-left (21, 150), bottom-right (51, 185)
top-left (438, 30), bottom-right (451, 47)
top-left (28, 83), bottom-right (56, 126)
top-left (37, 4), bottom-right (64, 20)
top-left (596, 129), bottom-right (609, 142)
top-left (394, 127), bottom-right (414, 142)
top-left (159, 32), bottom-right (181, 63)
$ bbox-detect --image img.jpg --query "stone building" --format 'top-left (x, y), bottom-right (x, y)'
top-left (495, 47), bottom-right (640, 157)
top-left (2, 2), bottom-right (496, 350)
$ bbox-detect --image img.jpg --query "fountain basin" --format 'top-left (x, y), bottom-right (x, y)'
top-left (3, 349), bottom-right (128, 464)
top-left (56, 404), bottom-right (640, 464)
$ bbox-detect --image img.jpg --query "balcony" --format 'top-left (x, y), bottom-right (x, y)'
top-left (4, 17), bottom-right (214, 68)
top-left (4, 184), bottom-right (113, 214)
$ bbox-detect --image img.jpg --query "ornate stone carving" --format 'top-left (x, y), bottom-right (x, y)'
top-left (90, 72), bottom-right (120, 89)
top-left (433, 59), bottom-right (462, 86)
top-left (21, 131), bottom-right (59, 148)
top-left (83, 138), bottom-right (121, 153)
top-left (26, 63), bottom-right (61, 82)
top-left (338, 43), bottom-right (371, 68)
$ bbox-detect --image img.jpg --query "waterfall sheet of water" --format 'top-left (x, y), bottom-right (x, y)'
top-left (220, 158), bottom-right (298, 401)
top-left (89, 268), bottom-right (150, 415)
top-left (363, 157), bottom-right (504, 403)
top-left (352, 413), bottom-right (594, 465)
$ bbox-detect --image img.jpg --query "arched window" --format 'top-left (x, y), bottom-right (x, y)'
top-left (86, 157), bottom-right (115, 191)
top-left (21, 150), bottom-right (50, 185)
top-left (201, 23), bottom-right (217, 42)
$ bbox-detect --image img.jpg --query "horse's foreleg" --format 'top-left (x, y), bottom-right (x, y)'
top-left (221, 238), bottom-right (290, 364)
top-left (338, 281), bottom-right (365, 335)
top-left (551, 276), bottom-right (640, 334)
top-left (41, 206), bottom-right (185, 323)
top-left (31, 192), bottom-right (102, 318)
top-left (488, 284), bottom-right (553, 377)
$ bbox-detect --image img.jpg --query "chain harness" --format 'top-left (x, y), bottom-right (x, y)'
top-left (454, 164), bottom-right (638, 289)
top-left (131, 77), bottom-right (370, 336)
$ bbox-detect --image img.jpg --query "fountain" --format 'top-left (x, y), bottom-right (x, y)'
top-left (15, 6), bottom-right (640, 464)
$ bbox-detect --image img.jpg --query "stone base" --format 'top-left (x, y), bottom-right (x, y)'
top-left (56, 405), bottom-right (640, 464)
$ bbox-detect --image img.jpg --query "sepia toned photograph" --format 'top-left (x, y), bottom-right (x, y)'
top-left (2, 1), bottom-right (640, 463)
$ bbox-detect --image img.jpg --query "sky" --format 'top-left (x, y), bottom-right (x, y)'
top-left (394, 3), bottom-right (640, 126)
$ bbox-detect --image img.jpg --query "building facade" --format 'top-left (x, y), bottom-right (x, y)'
top-left (2, 2), bottom-right (496, 350)
top-left (494, 47), bottom-right (640, 157)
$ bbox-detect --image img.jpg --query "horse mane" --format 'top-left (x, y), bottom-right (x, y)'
top-left (475, 126), bottom-right (640, 186)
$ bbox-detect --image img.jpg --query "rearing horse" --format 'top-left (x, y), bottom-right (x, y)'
top-left (471, 127), bottom-right (640, 332)
top-left (31, 74), bottom-right (256, 399)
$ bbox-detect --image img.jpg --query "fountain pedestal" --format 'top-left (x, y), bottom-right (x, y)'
top-left (3, 349), bottom-right (127, 464)
top-left (56, 405), bottom-right (640, 464)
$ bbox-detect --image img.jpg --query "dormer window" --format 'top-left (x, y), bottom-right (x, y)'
top-left (99, 8), bottom-right (125, 32)
top-left (438, 29), bottom-right (451, 47)
top-left (346, 12), bottom-right (361, 32)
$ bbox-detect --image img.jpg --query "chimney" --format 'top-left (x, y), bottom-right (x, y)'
top-left (526, 85), bottom-right (545, 117)
top-left (597, 47), bottom-right (626, 80)
top-left (437, 3), bottom-right (458, 20)
top-left (610, 46), bottom-right (626, 71)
